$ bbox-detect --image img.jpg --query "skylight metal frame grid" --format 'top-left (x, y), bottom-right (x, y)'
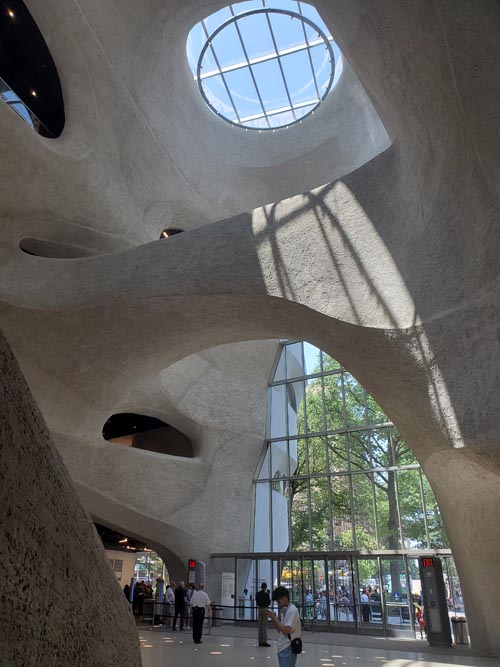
top-left (196, 7), bottom-right (335, 131)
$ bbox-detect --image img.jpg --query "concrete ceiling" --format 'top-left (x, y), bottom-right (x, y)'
top-left (2, 0), bottom-right (500, 654)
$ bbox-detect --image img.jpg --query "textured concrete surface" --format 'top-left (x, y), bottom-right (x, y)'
top-left (1, 0), bottom-right (500, 658)
top-left (0, 331), bottom-right (141, 666)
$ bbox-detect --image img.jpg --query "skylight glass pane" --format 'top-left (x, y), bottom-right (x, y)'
top-left (252, 58), bottom-right (289, 112)
top-left (303, 22), bottom-right (321, 45)
top-left (243, 117), bottom-right (268, 129)
top-left (202, 75), bottom-right (238, 120)
top-left (231, 1), bottom-right (264, 14)
top-left (298, 2), bottom-right (331, 37)
top-left (186, 23), bottom-right (205, 72)
top-left (268, 109), bottom-right (294, 127)
top-left (11, 103), bottom-right (34, 127)
top-left (1, 89), bottom-right (20, 103)
top-left (211, 22), bottom-right (247, 69)
top-left (268, 12), bottom-right (306, 52)
top-left (309, 43), bottom-right (331, 93)
top-left (199, 46), bottom-right (219, 78)
top-left (236, 13), bottom-right (274, 60)
top-left (268, 0), bottom-right (299, 11)
top-left (280, 50), bottom-right (318, 104)
top-left (224, 67), bottom-right (262, 118)
top-left (188, 3), bottom-right (339, 130)
top-left (293, 103), bottom-right (315, 120)
top-left (203, 8), bottom-right (231, 35)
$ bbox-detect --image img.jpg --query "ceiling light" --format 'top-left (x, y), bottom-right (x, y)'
top-left (31, 90), bottom-right (37, 97)
top-left (119, 538), bottom-right (128, 543)
top-left (7, 9), bottom-right (14, 18)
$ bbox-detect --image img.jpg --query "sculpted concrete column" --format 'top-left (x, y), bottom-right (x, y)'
top-left (0, 330), bottom-right (141, 667)
top-left (423, 448), bottom-right (500, 657)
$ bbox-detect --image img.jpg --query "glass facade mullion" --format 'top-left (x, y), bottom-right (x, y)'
top-left (269, 476), bottom-right (274, 552)
top-left (419, 468), bottom-right (431, 548)
top-left (377, 557), bottom-right (387, 632)
top-left (403, 555), bottom-right (415, 631)
top-left (340, 372), bottom-right (347, 429)
top-left (258, 465), bottom-right (422, 483)
top-left (306, 477), bottom-right (312, 550)
top-left (344, 401), bottom-right (356, 549)
top-left (371, 471), bottom-right (381, 549)
top-left (324, 419), bottom-right (334, 551)
top-left (393, 465), bottom-right (404, 550)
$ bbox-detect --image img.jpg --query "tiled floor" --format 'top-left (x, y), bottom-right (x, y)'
top-left (139, 625), bottom-right (500, 667)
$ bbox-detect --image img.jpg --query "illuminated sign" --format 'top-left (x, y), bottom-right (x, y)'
top-left (422, 557), bottom-right (434, 567)
top-left (188, 559), bottom-right (197, 570)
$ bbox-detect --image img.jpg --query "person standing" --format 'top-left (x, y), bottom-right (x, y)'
top-left (416, 606), bottom-right (426, 639)
top-left (172, 581), bottom-right (187, 631)
top-left (164, 583), bottom-right (175, 625)
top-left (265, 586), bottom-right (301, 667)
top-left (256, 582), bottom-right (271, 647)
top-left (361, 588), bottom-right (371, 623)
top-left (133, 581), bottom-right (145, 617)
top-left (190, 583), bottom-right (211, 644)
top-left (184, 583), bottom-right (195, 629)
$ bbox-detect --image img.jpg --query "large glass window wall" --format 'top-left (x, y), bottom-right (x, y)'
top-left (257, 341), bottom-right (449, 554)
top-left (241, 340), bottom-right (460, 636)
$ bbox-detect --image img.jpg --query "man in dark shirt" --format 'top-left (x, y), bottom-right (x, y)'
top-left (172, 581), bottom-right (187, 631)
top-left (256, 582), bottom-right (271, 647)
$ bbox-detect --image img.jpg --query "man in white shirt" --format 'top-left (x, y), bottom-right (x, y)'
top-left (264, 586), bottom-right (301, 667)
top-left (360, 589), bottom-right (370, 623)
top-left (190, 583), bottom-right (211, 644)
top-left (164, 583), bottom-right (175, 626)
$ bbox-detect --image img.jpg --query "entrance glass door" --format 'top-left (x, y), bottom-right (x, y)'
top-left (356, 558), bottom-right (382, 628)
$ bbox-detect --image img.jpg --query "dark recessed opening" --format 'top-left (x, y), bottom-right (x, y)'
top-left (19, 238), bottom-right (96, 258)
top-left (102, 412), bottom-right (193, 458)
top-left (159, 229), bottom-right (184, 239)
top-left (0, 1), bottom-right (65, 137)
top-left (94, 523), bottom-right (149, 553)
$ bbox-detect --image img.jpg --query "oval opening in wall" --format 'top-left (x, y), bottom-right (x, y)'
top-left (0, 1), bottom-right (65, 137)
top-left (19, 238), bottom-right (97, 258)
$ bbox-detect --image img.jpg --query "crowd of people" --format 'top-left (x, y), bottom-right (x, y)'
top-left (124, 579), bottom-right (301, 666)
top-left (124, 579), bottom-right (213, 645)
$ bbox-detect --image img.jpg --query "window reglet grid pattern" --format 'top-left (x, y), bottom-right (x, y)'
top-left (254, 341), bottom-right (449, 554)
top-left (187, 1), bottom-right (337, 130)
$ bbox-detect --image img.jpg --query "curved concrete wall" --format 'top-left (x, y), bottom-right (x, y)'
top-left (0, 330), bottom-right (141, 667)
top-left (1, 0), bottom-right (500, 657)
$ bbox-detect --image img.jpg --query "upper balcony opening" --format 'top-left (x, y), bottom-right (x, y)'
top-left (102, 413), bottom-right (194, 458)
top-left (0, 1), bottom-right (64, 137)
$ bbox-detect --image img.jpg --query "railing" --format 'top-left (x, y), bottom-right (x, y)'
top-left (135, 600), bottom-right (415, 633)
top-left (135, 600), bottom-right (225, 631)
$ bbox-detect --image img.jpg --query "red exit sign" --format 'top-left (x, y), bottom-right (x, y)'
top-left (188, 559), bottom-right (197, 570)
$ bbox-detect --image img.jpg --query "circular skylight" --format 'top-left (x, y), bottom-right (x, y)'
top-left (186, 1), bottom-right (342, 131)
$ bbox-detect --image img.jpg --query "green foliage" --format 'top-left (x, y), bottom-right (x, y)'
top-left (135, 552), bottom-right (165, 580)
top-left (283, 347), bottom-right (447, 556)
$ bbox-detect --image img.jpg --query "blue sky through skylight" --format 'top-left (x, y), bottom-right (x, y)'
top-left (186, 0), bottom-right (342, 130)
